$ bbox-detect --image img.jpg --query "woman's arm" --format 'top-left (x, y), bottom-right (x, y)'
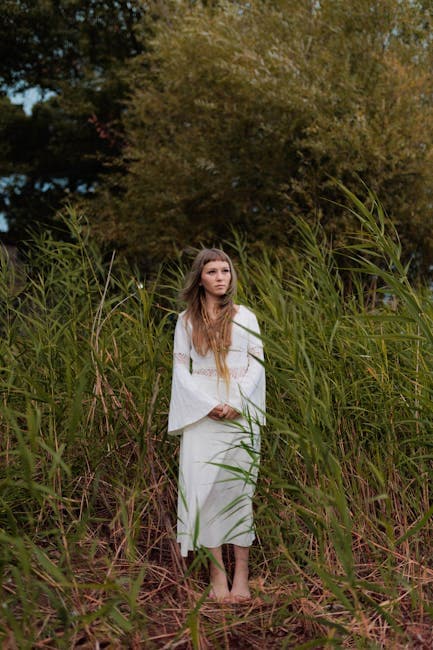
top-left (167, 314), bottom-right (221, 434)
top-left (226, 310), bottom-right (266, 424)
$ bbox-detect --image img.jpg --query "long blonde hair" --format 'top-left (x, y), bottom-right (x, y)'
top-left (180, 248), bottom-right (237, 383)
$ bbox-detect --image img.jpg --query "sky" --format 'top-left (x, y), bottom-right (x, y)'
top-left (10, 87), bottom-right (41, 115)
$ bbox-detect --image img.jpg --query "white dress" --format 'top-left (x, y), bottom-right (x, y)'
top-left (168, 305), bottom-right (266, 557)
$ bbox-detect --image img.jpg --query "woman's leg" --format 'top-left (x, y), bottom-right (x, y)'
top-left (231, 544), bottom-right (250, 599)
top-left (208, 546), bottom-right (230, 599)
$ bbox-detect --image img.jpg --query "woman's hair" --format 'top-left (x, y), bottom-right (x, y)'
top-left (180, 248), bottom-right (237, 383)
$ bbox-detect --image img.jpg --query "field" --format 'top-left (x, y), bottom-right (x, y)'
top-left (2, 191), bottom-right (433, 648)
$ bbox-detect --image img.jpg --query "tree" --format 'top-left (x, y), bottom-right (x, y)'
top-left (0, 0), bottom-right (146, 237)
top-left (87, 0), bottom-right (433, 274)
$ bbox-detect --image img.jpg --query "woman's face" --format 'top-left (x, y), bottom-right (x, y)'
top-left (200, 259), bottom-right (231, 298)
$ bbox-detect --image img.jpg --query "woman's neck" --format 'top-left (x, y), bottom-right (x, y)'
top-left (204, 295), bottom-right (221, 319)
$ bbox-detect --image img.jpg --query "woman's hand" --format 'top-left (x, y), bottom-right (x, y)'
top-left (208, 405), bottom-right (224, 420)
top-left (221, 404), bottom-right (241, 420)
top-left (208, 404), bottom-right (240, 420)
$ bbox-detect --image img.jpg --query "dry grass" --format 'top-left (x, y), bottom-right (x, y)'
top-left (2, 517), bottom-right (433, 649)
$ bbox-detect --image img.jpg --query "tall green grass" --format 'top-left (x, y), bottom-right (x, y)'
top-left (1, 193), bottom-right (433, 647)
top-left (0, 214), bottom-right (176, 646)
top-left (243, 188), bottom-right (433, 645)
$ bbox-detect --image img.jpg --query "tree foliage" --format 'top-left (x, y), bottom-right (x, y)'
top-left (2, 0), bottom-right (433, 273)
top-left (87, 0), bottom-right (433, 273)
top-left (0, 0), bottom-right (146, 237)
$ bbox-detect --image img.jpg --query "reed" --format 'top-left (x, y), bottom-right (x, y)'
top-left (1, 195), bottom-right (433, 648)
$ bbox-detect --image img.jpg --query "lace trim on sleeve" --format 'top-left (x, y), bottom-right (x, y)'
top-left (192, 367), bottom-right (247, 379)
top-left (174, 352), bottom-right (189, 365)
top-left (248, 345), bottom-right (263, 358)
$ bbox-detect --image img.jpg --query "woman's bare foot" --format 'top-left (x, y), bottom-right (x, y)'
top-left (208, 580), bottom-right (230, 601)
top-left (230, 578), bottom-right (251, 601)
top-left (208, 546), bottom-right (230, 601)
top-left (230, 544), bottom-right (251, 601)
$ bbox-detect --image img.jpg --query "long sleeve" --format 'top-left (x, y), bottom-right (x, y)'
top-left (228, 311), bottom-right (266, 425)
top-left (167, 314), bottom-right (220, 435)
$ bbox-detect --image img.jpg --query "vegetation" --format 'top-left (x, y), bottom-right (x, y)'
top-left (2, 3), bottom-right (433, 646)
top-left (2, 1), bottom-right (433, 275)
top-left (0, 0), bottom-right (146, 236)
top-left (2, 191), bottom-right (433, 647)
top-left (91, 0), bottom-right (433, 270)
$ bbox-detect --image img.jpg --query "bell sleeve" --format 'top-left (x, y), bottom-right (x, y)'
top-left (228, 310), bottom-right (266, 425)
top-left (167, 313), bottom-right (220, 435)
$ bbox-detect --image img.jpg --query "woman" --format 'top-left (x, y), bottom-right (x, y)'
top-left (168, 248), bottom-right (265, 601)
top-left (168, 248), bottom-right (265, 600)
